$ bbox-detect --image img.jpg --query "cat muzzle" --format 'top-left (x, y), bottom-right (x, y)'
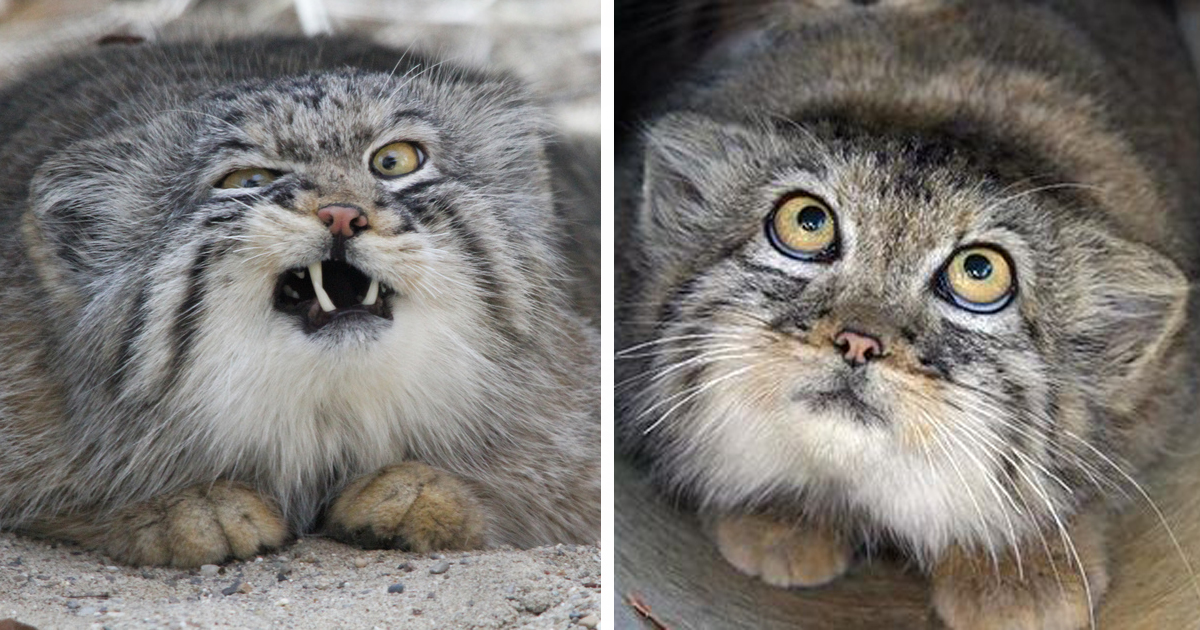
top-left (273, 260), bottom-right (394, 334)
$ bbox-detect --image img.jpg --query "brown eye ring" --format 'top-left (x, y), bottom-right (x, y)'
top-left (765, 192), bottom-right (840, 262)
top-left (370, 141), bottom-right (424, 179)
top-left (936, 244), bottom-right (1016, 313)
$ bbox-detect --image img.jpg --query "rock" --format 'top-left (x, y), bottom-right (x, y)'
top-left (387, 583), bottom-right (405, 594)
top-left (397, 562), bottom-right (414, 572)
top-left (65, 601), bottom-right (81, 610)
top-left (353, 557), bottom-right (370, 568)
top-left (199, 565), bottom-right (219, 577)
top-left (220, 580), bottom-right (243, 596)
top-left (104, 566), bottom-right (119, 573)
top-left (429, 561), bottom-right (450, 575)
top-left (520, 593), bottom-right (552, 615)
top-left (77, 607), bottom-right (96, 616)
top-left (577, 613), bottom-right (599, 628)
top-left (238, 581), bottom-right (253, 594)
top-left (0, 620), bottom-right (39, 630)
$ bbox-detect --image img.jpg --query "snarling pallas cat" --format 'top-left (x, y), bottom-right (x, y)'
top-left (0, 35), bottom-right (599, 567)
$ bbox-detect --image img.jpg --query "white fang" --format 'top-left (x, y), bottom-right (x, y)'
top-left (363, 279), bottom-right (379, 306)
top-left (308, 263), bottom-right (336, 312)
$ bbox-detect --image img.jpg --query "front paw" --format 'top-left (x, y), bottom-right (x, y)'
top-left (932, 517), bottom-right (1109, 630)
top-left (712, 514), bottom-right (853, 588)
top-left (97, 481), bottom-right (288, 567)
top-left (326, 462), bottom-right (485, 552)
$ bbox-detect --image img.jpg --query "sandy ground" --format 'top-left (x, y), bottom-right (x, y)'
top-left (0, 533), bottom-right (600, 629)
top-left (0, 1), bottom-right (600, 629)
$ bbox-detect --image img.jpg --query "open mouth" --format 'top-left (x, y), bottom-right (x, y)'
top-left (274, 261), bottom-right (394, 333)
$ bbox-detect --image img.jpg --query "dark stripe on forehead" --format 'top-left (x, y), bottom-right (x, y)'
top-left (215, 138), bottom-right (255, 152)
top-left (791, 112), bottom-right (1096, 221)
top-left (164, 240), bottom-right (218, 393)
top-left (108, 283), bottom-right (148, 395)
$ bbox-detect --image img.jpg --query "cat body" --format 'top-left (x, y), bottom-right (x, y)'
top-left (0, 35), bottom-right (598, 566)
top-left (618, 1), bottom-right (1200, 627)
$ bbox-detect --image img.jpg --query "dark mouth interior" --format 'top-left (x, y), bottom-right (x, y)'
top-left (274, 261), bottom-right (394, 333)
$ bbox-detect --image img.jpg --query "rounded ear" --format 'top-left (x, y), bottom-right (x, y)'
top-left (638, 113), bottom-right (766, 248)
top-left (1062, 227), bottom-right (1188, 408)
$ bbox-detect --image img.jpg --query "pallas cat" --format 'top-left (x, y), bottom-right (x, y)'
top-left (617, 1), bottom-right (1200, 628)
top-left (0, 35), bottom-right (599, 567)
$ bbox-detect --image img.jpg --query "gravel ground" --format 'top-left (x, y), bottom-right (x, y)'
top-left (0, 533), bottom-right (600, 629)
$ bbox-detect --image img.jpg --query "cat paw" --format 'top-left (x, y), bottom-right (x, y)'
top-left (99, 481), bottom-right (288, 567)
top-left (932, 521), bottom-right (1109, 630)
top-left (326, 462), bottom-right (486, 552)
top-left (712, 514), bottom-right (853, 587)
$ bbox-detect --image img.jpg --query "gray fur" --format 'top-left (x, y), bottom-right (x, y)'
top-left (618, 0), bottom-right (1200, 627)
top-left (0, 35), bottom-right (598, 552)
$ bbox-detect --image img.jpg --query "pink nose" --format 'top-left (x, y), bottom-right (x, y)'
top-left (317, 204), bottom-right (368, 237)
top-left (833, 329), bottom-right (883, 366)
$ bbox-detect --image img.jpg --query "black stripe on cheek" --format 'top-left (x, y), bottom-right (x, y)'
top-left (108, 284), bottom-right (148, 394)
top-left (165, 241), bottom-right (218, 391)
top-left (390, 178), bottom-right (447, 204)
top-left (657, 275), bottom-right (703, 325)
top-left (438, 202), bottom-right (519, 339)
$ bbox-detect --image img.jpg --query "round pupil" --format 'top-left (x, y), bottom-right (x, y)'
top-left (380, 153), bottom-right (398, 170)
top-left (797, 206), bottom-right (826, 232)
top-left (963, 253), bottom-right (993, 280)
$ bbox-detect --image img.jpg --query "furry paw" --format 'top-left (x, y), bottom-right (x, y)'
top-left (713, 514), bottom-right (853, 587)
top-left (325, 462), bottom-right (485, 552)
top-left (96, 481), bottom-right (287, 567)
top-left (932, 519), bottom-right (1109, 630)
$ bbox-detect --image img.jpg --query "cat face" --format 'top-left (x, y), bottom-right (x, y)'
top-left (24, 64), bottom-right (558, 482)
top-left (624, 113), bottom-right (1186, 554)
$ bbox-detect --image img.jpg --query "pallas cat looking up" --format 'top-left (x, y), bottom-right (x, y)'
top-left (617, 1), bottom-right (1200, 628)
top-left (0, 35), bottom-right (599, 567)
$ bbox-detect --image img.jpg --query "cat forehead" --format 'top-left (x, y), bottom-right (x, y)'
top-left (187, 71), bottom-right (531, 159)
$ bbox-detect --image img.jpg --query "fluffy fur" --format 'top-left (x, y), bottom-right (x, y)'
top-left (0, 35), bottom-right (598, 567)
top-left (617, 1), bottom-right (1200, 627)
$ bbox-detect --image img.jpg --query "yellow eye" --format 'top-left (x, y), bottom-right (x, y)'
top-left (371, 142), bottom-right (423, 178)
top-left (768, 194), bottom-right (838, 260)
top-left (218, 168), bottom-right (277, 189)
top-left (941, 246), bottom-right (1015, 312)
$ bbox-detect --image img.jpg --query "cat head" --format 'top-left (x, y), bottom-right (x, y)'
top-left (623, 112), bottom-right (1188, 553)
top-left (23, 43), bottom-right (562, 437)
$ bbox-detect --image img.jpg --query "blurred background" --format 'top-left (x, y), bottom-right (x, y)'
top-left (0, 0), bottom-right (600, 134)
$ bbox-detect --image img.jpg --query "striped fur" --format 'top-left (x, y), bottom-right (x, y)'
top-left (0, 35), bottom-right (598, 561)
top-left (617, 1), bottom-right (1200, 627)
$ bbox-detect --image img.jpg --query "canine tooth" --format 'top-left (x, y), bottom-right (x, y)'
top-left (308, 262), bottom-right (336, 312)
top-left (362, 279), bottom-right (379, 306)
top-left (283, 286), bottom-right (300, 300)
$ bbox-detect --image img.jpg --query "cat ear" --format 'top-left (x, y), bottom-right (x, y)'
top-left (1065, 227), bottom-right (1188, 406)
top-left (638, 113), bottom-right (764, 245)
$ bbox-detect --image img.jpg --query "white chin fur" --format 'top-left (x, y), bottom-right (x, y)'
top-left (667, 379), bottom-right (1049, 558)
top-left (153, 265), bottom-right (492, 522)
